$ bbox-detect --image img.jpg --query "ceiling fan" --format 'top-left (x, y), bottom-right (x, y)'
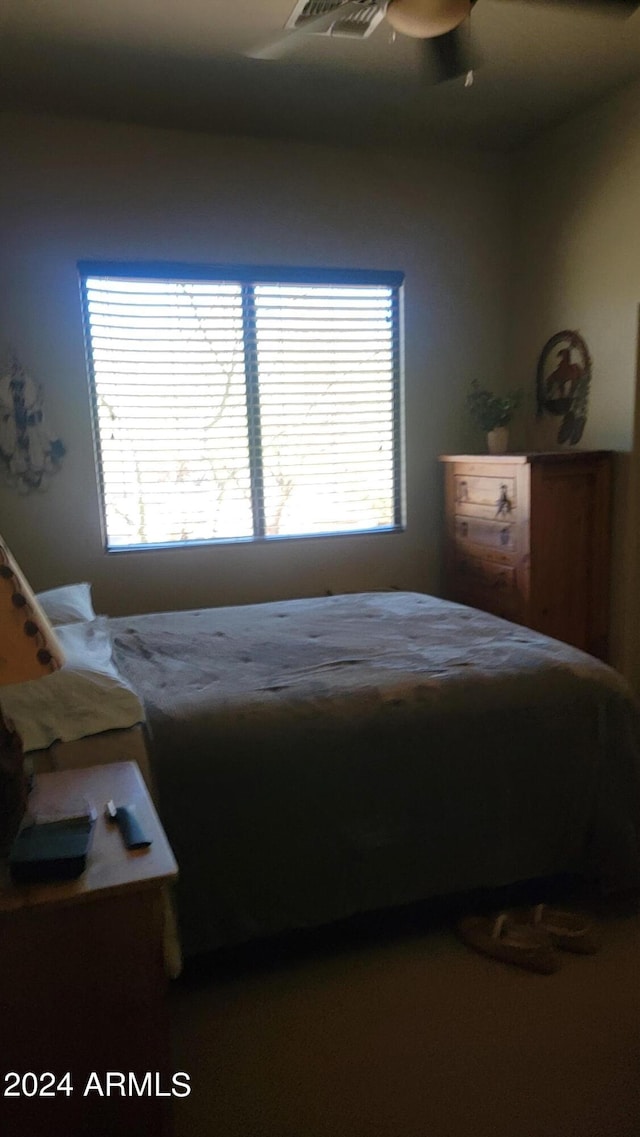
top-left (245, 0), bottom-right (639, 84)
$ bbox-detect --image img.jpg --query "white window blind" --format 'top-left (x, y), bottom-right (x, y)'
top-left (80, 263), bottom-right (403, 551)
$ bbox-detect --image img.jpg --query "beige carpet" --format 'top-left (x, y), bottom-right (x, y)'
top-left (170, 898), bottom-right (640, 1137)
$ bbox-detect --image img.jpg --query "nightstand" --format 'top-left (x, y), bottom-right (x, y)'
top-left (0, 761), bottom-right (178, 1137)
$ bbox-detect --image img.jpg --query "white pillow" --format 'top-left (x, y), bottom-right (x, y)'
top-left (0, 617), bottom-right (144, 753)
top-left (36, 582), bottom-right (96, 626)
top-left (55, 618), bottom-right (116, 673)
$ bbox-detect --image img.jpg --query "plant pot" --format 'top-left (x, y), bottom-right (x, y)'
top-left (487, 427), bottom-right (509, 455)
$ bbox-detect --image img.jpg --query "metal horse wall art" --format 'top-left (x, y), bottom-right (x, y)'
top-left (0, 355), bottom-right (65, 492)
top-left (536, 330), bottom-right (591, 446)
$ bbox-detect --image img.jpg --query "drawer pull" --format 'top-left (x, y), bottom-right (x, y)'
top-left (495, 484), bottom-right (512, 518)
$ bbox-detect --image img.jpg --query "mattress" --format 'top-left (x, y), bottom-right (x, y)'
top-left (109, 591), bottom-right (640, 956)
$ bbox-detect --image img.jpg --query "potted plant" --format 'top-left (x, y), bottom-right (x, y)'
top-left (466, 380), bottom-right (521, 454)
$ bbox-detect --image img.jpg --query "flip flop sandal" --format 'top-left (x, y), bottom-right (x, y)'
top-left (527, 904), bottom-right (600, 955)
top-left (457, 913), bottom-right (560, 974)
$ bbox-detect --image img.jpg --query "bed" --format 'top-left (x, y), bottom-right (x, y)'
top-left (5, 589), bottom-right (640, 959)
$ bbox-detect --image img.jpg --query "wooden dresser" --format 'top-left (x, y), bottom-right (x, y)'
top-left (440, 451), bottom-right (612, 660)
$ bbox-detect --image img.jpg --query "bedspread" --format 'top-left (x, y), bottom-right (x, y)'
top-left (110, 592), bottom-right (640, 955)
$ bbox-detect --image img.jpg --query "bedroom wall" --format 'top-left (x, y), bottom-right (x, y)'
top-left (0, 112), bottom-right (512, 617)
top-left (510, 77), bottom-right (640, 684)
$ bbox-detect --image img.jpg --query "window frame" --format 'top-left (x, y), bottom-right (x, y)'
top-left (79, 260), bottom-right (405, 553)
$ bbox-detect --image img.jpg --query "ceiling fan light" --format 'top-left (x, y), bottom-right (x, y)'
top-left (386, 0), bottom-right (471, 39)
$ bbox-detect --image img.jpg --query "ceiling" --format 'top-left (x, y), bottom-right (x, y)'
top-left (1, 0), bottom-right (640, 150)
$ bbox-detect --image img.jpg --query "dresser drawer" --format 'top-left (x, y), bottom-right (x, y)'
top-left (450, 557), bottom-right (521, 621)
top-left (454, 586), bottom-right (521, 622)
top-left (454, 515), bottom-right (516, 555)
top-left (453, 555), bottom-right (515, 593)
top-left (454, 473), bottom-right (517, 514)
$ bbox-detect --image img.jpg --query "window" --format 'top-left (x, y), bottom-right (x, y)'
top-left (80, 262), bottom-right (404, 551)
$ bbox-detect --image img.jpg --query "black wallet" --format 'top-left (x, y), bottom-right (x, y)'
top-left (8, 815), bottom-right (96, 884)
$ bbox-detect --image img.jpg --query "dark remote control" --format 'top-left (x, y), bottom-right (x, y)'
top-left (105, 800), bottom-right (152, 850)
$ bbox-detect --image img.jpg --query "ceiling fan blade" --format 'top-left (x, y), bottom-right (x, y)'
top-left (245, 1), bottom-right (370, 61)
top-left (421, 25), bottom-right (477, 84)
